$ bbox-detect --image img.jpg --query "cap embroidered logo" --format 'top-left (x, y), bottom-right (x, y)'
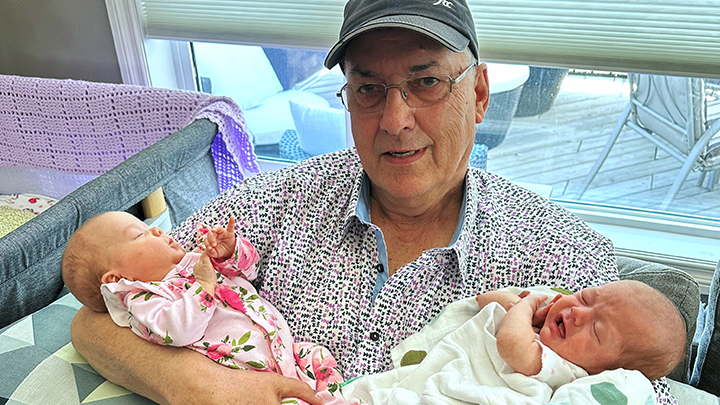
top-left (432, 0), bottom-right (454, 9)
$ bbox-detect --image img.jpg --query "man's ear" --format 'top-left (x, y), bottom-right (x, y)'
top-left (101, 270), bottom-right (126, 284)
top-left (474, 63), bottom-right (490, 124)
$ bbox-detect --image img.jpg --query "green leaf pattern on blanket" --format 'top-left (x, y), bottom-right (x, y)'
top-left (550, 287), bottom-right (575, 295)
top-left (400, 350), bottom-right (427, 366)
top-left (590, 382), bottom-right (627, 405)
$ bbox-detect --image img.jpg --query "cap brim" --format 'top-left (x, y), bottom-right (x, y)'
top-left (324, 15), bottom-right (470, 69)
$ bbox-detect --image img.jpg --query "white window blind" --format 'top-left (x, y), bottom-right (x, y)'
top-left (138, 0), bottom-right (720, 77)
top-left (138, 0), bottom-right (346, 50)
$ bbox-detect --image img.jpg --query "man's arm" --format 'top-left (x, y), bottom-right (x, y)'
top-left (70, 307), bottom-right (324, 405)
top-left (476, 290), bottom-right (529, 311)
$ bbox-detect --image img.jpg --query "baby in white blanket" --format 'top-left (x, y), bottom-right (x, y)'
top-left (479, 280), bottom-right (685, 381)
top-left (345, 282), bottom-right (686, 404)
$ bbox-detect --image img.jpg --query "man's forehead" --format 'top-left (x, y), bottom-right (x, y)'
top-left (344, 28), bottom-right (455, 63)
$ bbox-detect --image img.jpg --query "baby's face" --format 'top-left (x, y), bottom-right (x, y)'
top-left (92, 212), bottom-right (186, 282)
top-left (538, 282), bottom-right (644, 374)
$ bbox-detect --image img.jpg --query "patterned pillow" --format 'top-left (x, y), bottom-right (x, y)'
top-left (0, 193), bottom-right (57, 238)
top-left (0, 206), bottom-right (35, 239)
top-left (0, 293), bottom-right (153, 404)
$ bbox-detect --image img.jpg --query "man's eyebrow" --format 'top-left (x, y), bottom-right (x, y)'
top-left (409, 61), bottom-right (439, 74)
top-left (349, 67), bottom-right (376, 78)
top-left (349, 61), bottom-right (440, 78)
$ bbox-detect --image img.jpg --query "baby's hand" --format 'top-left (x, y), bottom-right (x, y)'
top-left (531, 293), bottom-right (562, 331)
top-left (192, 251), bottom-right (217, 295)
top-left (197, 217), bottom-right (237, 261)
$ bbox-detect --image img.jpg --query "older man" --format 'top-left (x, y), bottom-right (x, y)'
top-left (71, 0), bottom-right (624, 404)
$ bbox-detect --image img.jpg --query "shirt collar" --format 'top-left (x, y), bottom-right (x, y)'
top-left (345, 172), bottom-right (470, 249)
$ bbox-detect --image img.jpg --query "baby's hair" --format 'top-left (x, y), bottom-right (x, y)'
top-left (61, 213), bottom-right (110, 313)
top-left (613, 280), bottom-right (686, 380)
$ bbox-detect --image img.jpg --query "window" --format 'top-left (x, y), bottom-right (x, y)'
top-left (191, 42), bottom-right (348, 162)
top-left (107, 0), bottom-right (720, 288)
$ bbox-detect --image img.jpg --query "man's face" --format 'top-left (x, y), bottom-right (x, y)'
top-left (538, 282), bottom-right (645, 374)
top-left (343, 29), bottom-right (489, 205)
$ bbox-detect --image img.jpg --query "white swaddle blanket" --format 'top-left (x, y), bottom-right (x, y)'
top-left (344, 287), bottom-right (655, 405)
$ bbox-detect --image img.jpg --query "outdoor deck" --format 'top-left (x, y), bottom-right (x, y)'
top-left (487, 74), bottom-right (720, 218)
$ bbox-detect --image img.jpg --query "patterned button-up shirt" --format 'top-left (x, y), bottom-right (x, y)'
top-left (170, 148), bottom-right (675, 403)
top-left (171, 147), bottom-right (618, 375)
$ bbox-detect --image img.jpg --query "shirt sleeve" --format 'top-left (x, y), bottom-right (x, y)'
top-left (110, 280), bottom-right (217, 347)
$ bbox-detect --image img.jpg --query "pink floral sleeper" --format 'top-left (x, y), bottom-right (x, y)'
top-left (101, 233), bottom-right (361, 405)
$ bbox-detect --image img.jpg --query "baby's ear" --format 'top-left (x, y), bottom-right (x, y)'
top-left (101, 271), bottom-right (124, 284)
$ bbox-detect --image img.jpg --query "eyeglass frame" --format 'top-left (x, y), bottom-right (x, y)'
top-left (336, 62), bottom-right (478, 113)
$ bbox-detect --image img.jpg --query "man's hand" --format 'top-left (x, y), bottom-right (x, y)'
top-left (202, 217), bottom-right (237, 261)
top-left (165, 367), bottom-right (326, 405)
top-left (192, 251), bottom-right (217, 295)
top-left (475, 290), bottom-right (526, 311)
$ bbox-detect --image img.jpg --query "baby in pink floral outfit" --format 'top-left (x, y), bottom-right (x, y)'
top-left (62, 211), bottom-right (361, 405)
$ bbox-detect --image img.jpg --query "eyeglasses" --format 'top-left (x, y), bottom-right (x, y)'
top-left (337, 63), bottom-right (477, 113)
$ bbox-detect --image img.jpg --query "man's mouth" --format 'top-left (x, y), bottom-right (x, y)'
top-left (386, 149), bottom-right (421, 158)
top-left (385, 148), bottom-right (425, 158)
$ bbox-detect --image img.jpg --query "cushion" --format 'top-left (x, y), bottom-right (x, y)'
top-left (689, 260), bottom-right (720, 396)
top-left (0, 292), bottom-right (154, 404)
top-left (616, 256), bottom-right (700, 383)
top-left (703, 135), bottom-right (720, 167)
top-left (667, 379), bottom-right (719, 405)
top-left (243, 90), bottom-right (329, 146)
top-left (289, 100), bottom-right (346, 156)
top-left (0, 193), bottom-right (57, 215)
top-left (0, 206), bottom-right (36, 238)
top-left (293, 66), bottom-right (346, 110)
top-left (279, 129), bottom-right (312, 162)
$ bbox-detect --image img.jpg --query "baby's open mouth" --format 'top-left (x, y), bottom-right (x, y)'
top-left (556, 316), bottom-right (566, 339)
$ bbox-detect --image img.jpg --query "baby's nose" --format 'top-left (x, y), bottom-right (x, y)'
top-left (570, 307), bottom-right (591, 325)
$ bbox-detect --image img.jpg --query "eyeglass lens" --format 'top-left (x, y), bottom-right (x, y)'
top-left (339, 64), bottom-right (476, 113)
top-left (342, 76), bottom-right (451, 112)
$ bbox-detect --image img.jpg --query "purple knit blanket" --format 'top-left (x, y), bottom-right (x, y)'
top-left (0, 74), bottom-right (259, 192)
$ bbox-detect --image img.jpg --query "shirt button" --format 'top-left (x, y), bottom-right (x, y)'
top-left (375, 263), bottom-right (385, 273)
top-left (370, 332), bottom-right (380, 341)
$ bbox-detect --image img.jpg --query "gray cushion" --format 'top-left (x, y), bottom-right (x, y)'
top-left (667, 379), bottom-right (719, 405)
top-left (0, 119), bottom-right (221, 328)
top-left (689, 260), bottom-right (720, 396)
top-left (617, 256), bottom-right (700, 383)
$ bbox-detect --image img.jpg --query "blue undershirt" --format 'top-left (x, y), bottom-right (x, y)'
top-left (356, 174), bottom-right (468, 302)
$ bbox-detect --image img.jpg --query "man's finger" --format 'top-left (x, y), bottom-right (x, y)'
top-left (276, 378), bottom-right (324, 405)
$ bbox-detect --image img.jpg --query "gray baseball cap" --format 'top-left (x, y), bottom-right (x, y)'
top-left (324, 0), bottom-right (479, 69)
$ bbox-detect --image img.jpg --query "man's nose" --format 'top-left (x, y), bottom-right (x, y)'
top-left (379, 86), bottom-right (414, 134)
